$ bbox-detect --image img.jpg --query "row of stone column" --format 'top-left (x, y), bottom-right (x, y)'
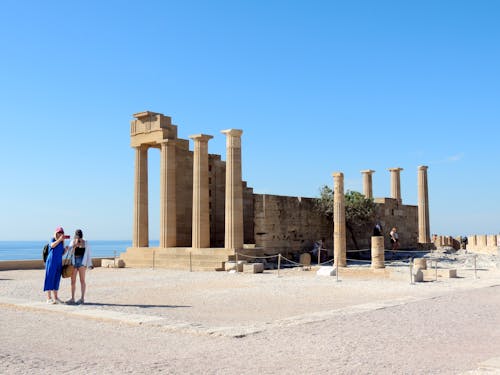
top-left (361, 166), bottom-right (430, 243)
top-left (333, 166), bottom-right (430, 266)
top-left (132, 129), bottom-right (244, 250)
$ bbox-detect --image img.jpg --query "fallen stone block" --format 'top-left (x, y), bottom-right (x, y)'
top-left (225, 261), bottom-right (246, 272)
top-left (101, 259), bottom-right (125, 268)
top-left (422, 268), bottom-right (458, 279)
top-left (243, 263), bottom-right (264, 273)
top-left (413, 269), bottom-right (424, 282)
top-left (316, 266), bottom-right (336, 276)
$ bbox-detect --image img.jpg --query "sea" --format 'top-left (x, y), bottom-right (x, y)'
top-left (0, 240), bottom-right (159, 261)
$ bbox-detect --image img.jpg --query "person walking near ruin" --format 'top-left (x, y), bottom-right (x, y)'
top-left (66, 229), bottom-right (92, 305)
top-left (43, 227), bottom-right (68, 304)
top-left (390, 227), bottom-right (399, 252)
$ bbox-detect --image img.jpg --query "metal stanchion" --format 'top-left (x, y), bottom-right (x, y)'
top-left (318, 248), bottom-right (321, 266)
top-left (277, 253), bottom-right (281, 277)
top-left (336, 260), bottom-right (339, 282)
top-left (114, 250), bottom-right (116, 268)
top-left (409, 258), bottom-right (414, 285)
top-left (434, 260), bottom-right (438, 281)
top-left (235, 252), bottom-right (239, 273)
top-left (474, 255), bottom-right (477, 279)
top-left (152, 250), bottom-right (156, 270)
top-left (189, 251), bottom-right (192, 272)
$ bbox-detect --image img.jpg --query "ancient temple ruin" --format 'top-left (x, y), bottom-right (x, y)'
top-left (120, 111), bottom-right (432, 270)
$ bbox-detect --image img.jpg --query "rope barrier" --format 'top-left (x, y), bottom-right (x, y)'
top-left (235, 252), bottom-right (280, 260)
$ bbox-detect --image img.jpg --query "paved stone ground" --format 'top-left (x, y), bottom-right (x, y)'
top-left (1, 265), bottom-right (500, 374)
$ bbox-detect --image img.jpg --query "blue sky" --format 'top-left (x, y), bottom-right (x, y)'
top-left (0, 1), bottom-right (499, 241)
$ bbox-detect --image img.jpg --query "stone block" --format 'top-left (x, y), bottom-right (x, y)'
top-left (422, 268), bottom-right (458, 279)
top-left (413, 258), bottom-right (427, 270)
top-left (413, 269), bottom-right (423, 282)
top-left (101, 259), bottom-right (125, 268)
top-left (299, 253), bottom-right (311, 266)
top-left (243, 263), bottom-right (264, 273)
top-left (225, 261), bottom-right (245, 272)
top-left (316, 266), bottom-right (336, 276)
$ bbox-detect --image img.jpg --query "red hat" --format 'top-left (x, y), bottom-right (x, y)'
top-left (55, 227), bottom-right (64, 234)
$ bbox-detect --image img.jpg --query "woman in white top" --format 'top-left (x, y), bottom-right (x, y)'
top-left (390, 227), bottom-right (399, 251)
top-left (66, 229), bottom-right (92, 305)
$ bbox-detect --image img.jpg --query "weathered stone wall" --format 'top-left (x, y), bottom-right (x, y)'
top-left (253, 194), bottom-right (333, 256)
top-left (374, 198), bottom-right (418, 249)
top-left (466, 234), bottom-right (499, 254)
top-left (251, 194), bottom-right (419, 255)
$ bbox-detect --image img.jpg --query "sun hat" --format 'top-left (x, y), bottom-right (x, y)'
top-left (55, 226), bottom-right (64, 234)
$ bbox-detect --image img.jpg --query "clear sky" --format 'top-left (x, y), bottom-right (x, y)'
top-left (1, 1), bottom-right (499, 241)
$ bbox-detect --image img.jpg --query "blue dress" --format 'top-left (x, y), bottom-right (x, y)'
top-left (43, 238), bottom-right (64, 291)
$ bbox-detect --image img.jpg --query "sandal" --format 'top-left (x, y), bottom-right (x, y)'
top-left (65, 298), bottom-right (75, 305)
top-left (76, 299), bottom-right (84, 305)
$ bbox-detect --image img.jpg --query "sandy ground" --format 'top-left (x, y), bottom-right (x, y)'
top-left (1, 252), bottom-right (500, 374)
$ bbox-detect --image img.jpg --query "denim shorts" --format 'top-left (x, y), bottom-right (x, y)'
top-left (73, 256), bottom-right (84, 268)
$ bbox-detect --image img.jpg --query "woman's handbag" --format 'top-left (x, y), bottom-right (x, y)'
top-left (62, 251), bottom-right (74, 278)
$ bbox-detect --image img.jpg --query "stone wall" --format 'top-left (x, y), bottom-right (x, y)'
top-left (466, 234), bottom-right (500, 254)
top-left (374, 198), bottom-right (418, 249)
top-left (251, 195), bottom-right (420, 255)
top-left (253, 194), bottom-right (332, 257)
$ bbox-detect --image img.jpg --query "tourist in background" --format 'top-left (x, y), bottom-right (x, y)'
top-left (66, 229), bottom-right (92, 305)
top-left (373, 222), bottom-right (383, 236)
top-left (43, 226), bottom-right (68, 304)
top-left (390, 227), bottom-right (399, 252)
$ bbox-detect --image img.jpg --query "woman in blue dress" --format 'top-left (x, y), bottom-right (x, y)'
top-left (43, 226), bottom-right (68, 304)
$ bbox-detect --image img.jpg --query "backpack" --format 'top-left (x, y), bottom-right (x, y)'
top-left (42, 243), bottom-right (50, 263)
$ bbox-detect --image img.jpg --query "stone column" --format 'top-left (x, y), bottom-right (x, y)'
top-left (189, 134), bottom-right (213, 248)
top-left (418, 165), bottom-right (431, 244)
top-left (333, 172), bottom-right (346, 267)
top-left (159, 139), bottom-right (177, 248)
top-left (133, 145), bottom-right (149, 248)
top-left (371, 236), bottom-right (385, 268)
top-left (361, 169), bottom-right (375, 199)
top-left (221, 129), bottom-right (244, 250)
top-left (389, 167), bottom-right (404, 203)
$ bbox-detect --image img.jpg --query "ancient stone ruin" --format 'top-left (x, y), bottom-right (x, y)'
top-left (120, 111), bottom-right (432, 270)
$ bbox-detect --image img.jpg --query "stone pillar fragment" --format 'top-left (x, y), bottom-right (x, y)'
top-left (388, 167), bottom-right (404, 204)
top-left (371, 236), bottom-right (385, 268)
top-left (133, 145), bottom-right (149, 247)
top-left (333, 172), bottom-right (346, 267)
top-left (361, 170), bottom-right (375, 199)
top-left (189, 134), bottom-right (213, 248)
top-left (417, 166), bottom-right (431, 244)
top-left (159, 139), bottom-right (177, 248)
top-left (221, 129), bottom-right (244, 250)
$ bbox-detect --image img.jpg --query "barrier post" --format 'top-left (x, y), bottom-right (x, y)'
top-left (318, 248), bottom-right (321, 266)
top-left (235, 252), bottom-right (239, 273)
top-left (152, 250), bottom-right (155, 270)
top-left (278, 253), bottom-right (281, 277)
top-left (409, 258), bottom-right (414, 285)
top-left (434, 260), bottom-right (438, 281)
top-left (474, 255), bottom-right (477, 279)
top-left (114, 250), bottom-right (116, 268)
top-left (336, 259), bottom-right (339, 282)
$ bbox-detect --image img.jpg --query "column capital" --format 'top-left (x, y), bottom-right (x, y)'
top-left (332, 172), bottom-right (344, 178)
top-left (418, 165), bottom-right (428, 171)
top-left (221, 129), bottom-right (243, 137)
top-left (189, 134), bottom-right (213, 142)
top-left (159, 139), bottom-right (176, 146)
top-left (361, 169), bottom-right (375, 174)
top-left (388, 167), bottom-right (404, 172)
